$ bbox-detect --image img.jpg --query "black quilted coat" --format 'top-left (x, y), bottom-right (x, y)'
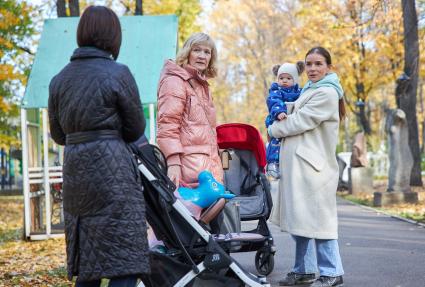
top-left (48, 47), bottom-right (150, 281)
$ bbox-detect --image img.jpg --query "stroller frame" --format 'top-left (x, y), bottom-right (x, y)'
top-left (170, 200), bottom-right (268, 287)
top-left (217, 123), bottom-right (276, 275)
top-left (133, 141), bottom-right (270, 287)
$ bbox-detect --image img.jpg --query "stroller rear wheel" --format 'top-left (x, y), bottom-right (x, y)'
top-left (255, 248), bottom-right (275, 276)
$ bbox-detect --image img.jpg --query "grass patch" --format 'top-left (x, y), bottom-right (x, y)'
top-left (338, 191), bottom-right (374, 206)
top-left (339, 193), bottom-right (373, 206)
top-left (399, 211), bottom-right (425, 222)
top-left (373, 175), bottom-right (388, 181)
top-left (1, 266), bottom-right (71, 287)
top-left (0, 227), bottom-right (23, 244)
top-left (378, 205), bottom-right (425, 224)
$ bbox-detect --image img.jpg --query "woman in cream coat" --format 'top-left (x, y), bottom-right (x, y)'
top-left (269, 47), bottom-right (346, 287)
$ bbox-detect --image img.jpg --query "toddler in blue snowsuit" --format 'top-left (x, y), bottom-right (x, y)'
top-left (265, 62), bottom-right (304, 179)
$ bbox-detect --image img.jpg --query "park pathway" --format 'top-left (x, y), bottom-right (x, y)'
top-left (233, 182), bottom-right (425, 287)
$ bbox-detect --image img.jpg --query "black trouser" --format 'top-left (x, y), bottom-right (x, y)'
top-left (75, 275), bottom-right (139, 287)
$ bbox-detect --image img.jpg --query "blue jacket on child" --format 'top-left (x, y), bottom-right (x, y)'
top-left (265, 83), bottom-right (301, 163)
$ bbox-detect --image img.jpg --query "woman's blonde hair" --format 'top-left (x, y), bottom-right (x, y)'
top-left (176, 32), bottom-right (218, 78)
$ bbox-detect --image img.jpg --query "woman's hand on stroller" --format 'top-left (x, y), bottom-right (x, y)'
top-left (168, 165), bottom-right (182, 187)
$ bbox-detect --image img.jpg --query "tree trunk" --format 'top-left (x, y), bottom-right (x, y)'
top-left (400, 0), bottom-right (422, 186)
top-left (344, 117), bottom-right (350, 152)
top-left (358, 103), bottom-right (372, 134)
top-left (419, 82), bottom-right (424, 153)
top-left (422, 119), bottom-right (425, 153)
top-left (57, 0), bottom-right (67, 17)
top-left (69, 0), bottom-right (80, 16)
top-left (135, 0), bottom-right (143, 15)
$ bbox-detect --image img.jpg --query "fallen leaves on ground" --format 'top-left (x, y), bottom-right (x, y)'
top-left (374, 183), bottom-right (425, 223)
top-left (340, 183), bottom-right (425, 224)
top-left (0, 196), bottom-right (70, 287)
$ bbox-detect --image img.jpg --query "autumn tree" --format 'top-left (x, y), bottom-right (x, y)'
top-left (0, 0), bottom-right (34, 147)
top-left (400, 0), bottom-right (422, 186)
top-left (55, 0), bottom-right (200, 46)
top-left (135, 0), bottom-right (143, 15)
top-left (56, 0), bottom-right (80, 17)
top-left (207, 0), bottom-right (403, 141)
top-left (290, 0), bottom-right (403, 136)
top-left (207, 0), bottom-right (297, 132)
top-left (344, 0), bottom-right (381, 134)
top-left (118, 0), bottom-right (201, 46)
top-left (417, 0), bottom-right (425, 152)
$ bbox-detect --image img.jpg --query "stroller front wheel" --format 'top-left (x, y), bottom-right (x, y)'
top-left (255, 248), bottom-right (275, 276)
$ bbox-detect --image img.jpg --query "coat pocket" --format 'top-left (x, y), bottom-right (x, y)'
top-left (295, 145), bottom-right (325, 172)
top-left (187, 94), bottom-right (205, 122)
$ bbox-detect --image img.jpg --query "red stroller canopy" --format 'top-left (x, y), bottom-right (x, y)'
top-left (216, 123), bottom-right (267, 171)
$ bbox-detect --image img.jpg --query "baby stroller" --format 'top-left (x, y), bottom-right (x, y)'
top-left (217, 123), bottom-right (275, 276)
top-left (131, 136), bottom-right (270, 287)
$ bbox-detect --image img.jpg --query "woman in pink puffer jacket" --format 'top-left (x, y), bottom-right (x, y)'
top-left (157, 33), bottom-right (223, 187)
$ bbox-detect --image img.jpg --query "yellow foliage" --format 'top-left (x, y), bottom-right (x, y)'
top-left (0, 0), bottom-right (33, 149)
top-left (144, 0), bottom-right (201, 46)
top-left (112, 0), bottom-right (201, 47)
top-left (0, 64), bottom-right (21, 82)
top-left (207, 0), bottom-right (405, 148)
top-left (0, 97), bottom-right (11, 112)
top-left (0, 8), bottom-right (20, 29)
top-left (208, 0), bottom-right (297, 135)
top-left (1, 2), bottom-right (33, 84)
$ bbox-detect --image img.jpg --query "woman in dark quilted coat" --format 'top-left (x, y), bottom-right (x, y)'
top-left (48, 6), bottom-right (149, 287)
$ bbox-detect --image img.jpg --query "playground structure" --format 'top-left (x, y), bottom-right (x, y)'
top-left (20, 15), bottom-right (177, 240)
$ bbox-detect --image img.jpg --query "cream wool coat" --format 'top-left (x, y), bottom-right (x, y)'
top-left (269, 86), bottom-right (340, 239)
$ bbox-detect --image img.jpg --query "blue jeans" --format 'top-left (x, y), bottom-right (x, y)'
top-left (292, 235), bottom-right (344, 277)
top-left (75, 275), bottom-right (139, 287)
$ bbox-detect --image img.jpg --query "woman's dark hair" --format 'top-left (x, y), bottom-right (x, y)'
top-left (77, 6), bottom-right (122, 60)
top-left (305, 46), bottom-right (332, 65)
top-left (305, 46), bottom-right (346, 121)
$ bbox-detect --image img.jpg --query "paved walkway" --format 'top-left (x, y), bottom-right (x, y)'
top-left (233, 182), bottom-right (425, 287)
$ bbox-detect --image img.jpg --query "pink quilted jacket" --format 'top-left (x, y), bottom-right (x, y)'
top-left (157, 60), bottom-right (223, 185)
